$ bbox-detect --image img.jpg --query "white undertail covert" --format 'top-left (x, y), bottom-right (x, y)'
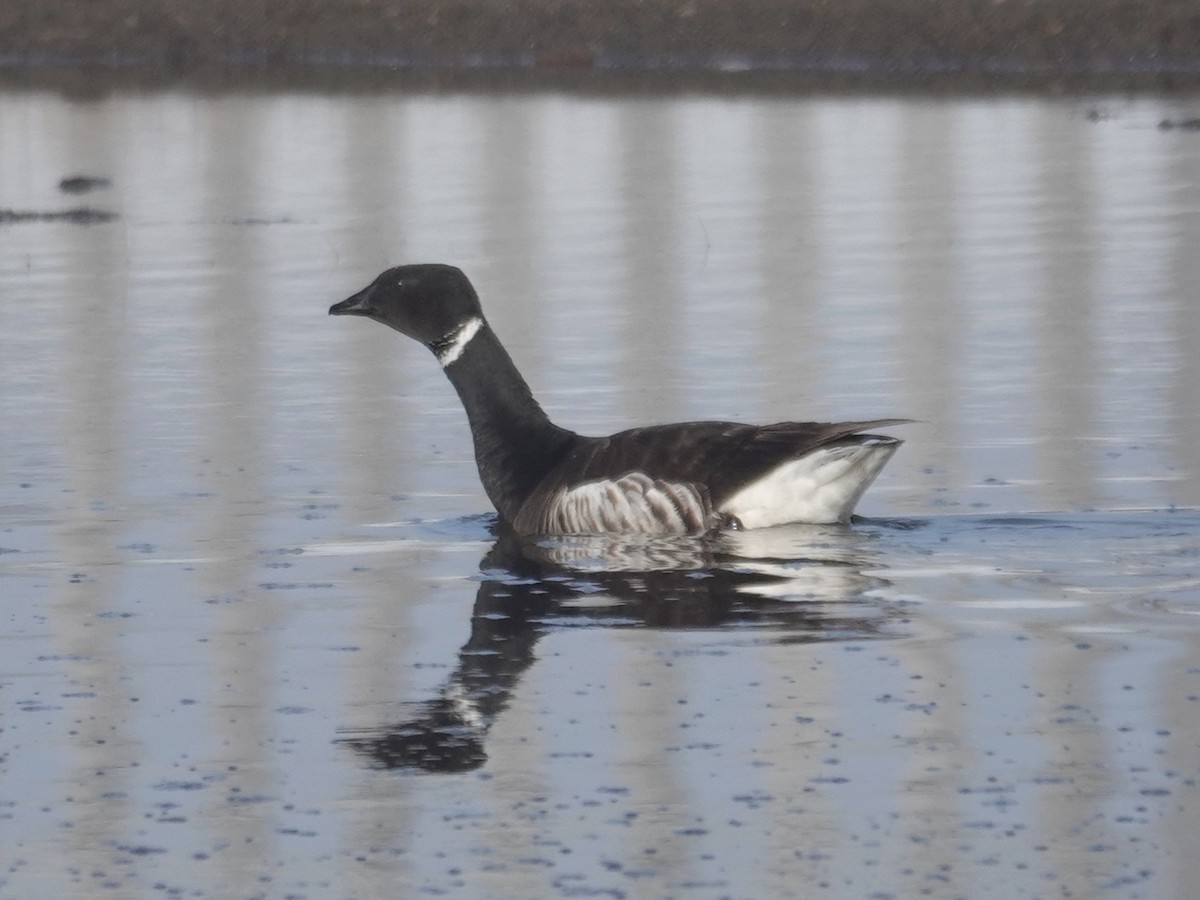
top-left (718, 437), bottom-right (900, 528)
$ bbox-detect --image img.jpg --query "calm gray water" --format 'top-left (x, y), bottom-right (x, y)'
top-left (2, 86), bottom-right (1200, 899)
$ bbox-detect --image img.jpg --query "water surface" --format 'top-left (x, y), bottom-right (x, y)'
top-left (2, 87), bottom-right (1199, 898)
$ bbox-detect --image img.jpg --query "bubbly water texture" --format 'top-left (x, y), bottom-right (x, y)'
top-left (2, 88), bottom-right (1199, 898)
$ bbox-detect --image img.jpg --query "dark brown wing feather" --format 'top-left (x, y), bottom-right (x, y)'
top-left (536, 418), bottom-right (910, 508)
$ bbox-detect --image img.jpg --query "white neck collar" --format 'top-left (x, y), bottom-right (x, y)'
top-left (436, 316), bottom-right (484, 367)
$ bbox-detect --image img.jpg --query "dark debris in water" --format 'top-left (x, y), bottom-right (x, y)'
top-left (152, 780), bottom-right (207, 791)
top-left (258, 581), bottom-right (335, 590)
top-left (225, 215), bottom-right (298, 225)
top-left (58, 174), bottom-right (111, 193)
top-left (863, 516), bottom-right (929, 532)
top-left (1158, 118), bottom-right (1200, 131)
top-left (115, 844), bottom-right (166, 856)
top-left (0, 207), bottom-right (118, 225)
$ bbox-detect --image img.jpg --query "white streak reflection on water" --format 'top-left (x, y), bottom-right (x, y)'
top-left (1, 87), bottom-right (1199, 899)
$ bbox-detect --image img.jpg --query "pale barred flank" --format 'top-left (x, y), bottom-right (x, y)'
top-left (516, 472), bottom-right (720, 536)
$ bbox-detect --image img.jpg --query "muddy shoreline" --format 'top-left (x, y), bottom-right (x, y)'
top-left (3, 0), bottom-right (1200, 92)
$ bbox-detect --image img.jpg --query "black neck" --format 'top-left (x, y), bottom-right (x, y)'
top-left (438, 321), bottom-right (575, 521)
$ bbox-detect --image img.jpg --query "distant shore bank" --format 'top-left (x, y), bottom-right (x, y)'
top-left (3, 0), bottom-right (1200, 91)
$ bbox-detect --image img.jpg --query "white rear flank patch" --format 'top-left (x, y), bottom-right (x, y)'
top-left (719, 438), bottom-right (900, 528)
top-left (538, 472), bottom-right (713, 535)
top-left (437, 316), bottom-right (484, 367)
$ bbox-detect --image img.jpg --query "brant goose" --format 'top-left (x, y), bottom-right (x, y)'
top-left (330, 264), bottom-right (906, 535)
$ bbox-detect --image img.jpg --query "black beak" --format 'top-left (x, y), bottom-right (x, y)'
top-left (329, 286), bottom-right (373, 316)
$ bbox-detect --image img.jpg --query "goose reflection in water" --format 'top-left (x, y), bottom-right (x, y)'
top-left (337, 522), bottom-right (909, 774)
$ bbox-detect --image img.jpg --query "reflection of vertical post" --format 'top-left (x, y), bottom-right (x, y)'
top-left (191, 95), bottom-right (276, 884)
top-left (1034, 107), bottom-right (1097, 509)
top-left (332, 95), bottom-right (421, 884)
top-left (1164, 635), bottom-right (1200, 900)
top-left (1162, 126), bottom-right (1200, 899)
top-left (952, 103), bottom-right (1042, 510)
top-left (613, 633), bottom-right (695, 881)
top-left (476, 92), bottom-right (552, 465)
top-left (882, 102), bottom-right (972, 894)
top-left (339, 96), bottom-right (411, 526)
top-left (54, 94), bottom-right (132, 887)
top-left (612, 100), bottom-right (693, 876)
top-left (618, 99), bottom-right (682, 422)
top-left (896, 102), bottom-right (962, 507)
top-left (757, 99), bottom-right (821, 418)
top-left (477, 95), bottom-right (545, 799)
top-left (479, 94), bottom-right (538, 338)
top-left (1030, 634), bottom-right (1117, 898)
top-left (1033, 98), bottom-right (1140, 874)
top-left (1166, 133), bottom-right (1200, 507)
top-left (675, 100), bottom-right (762, 422)
top-left (892, 640), bottom-right (973, 899)
top-left (755, 99), bottom-right (839, 893)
